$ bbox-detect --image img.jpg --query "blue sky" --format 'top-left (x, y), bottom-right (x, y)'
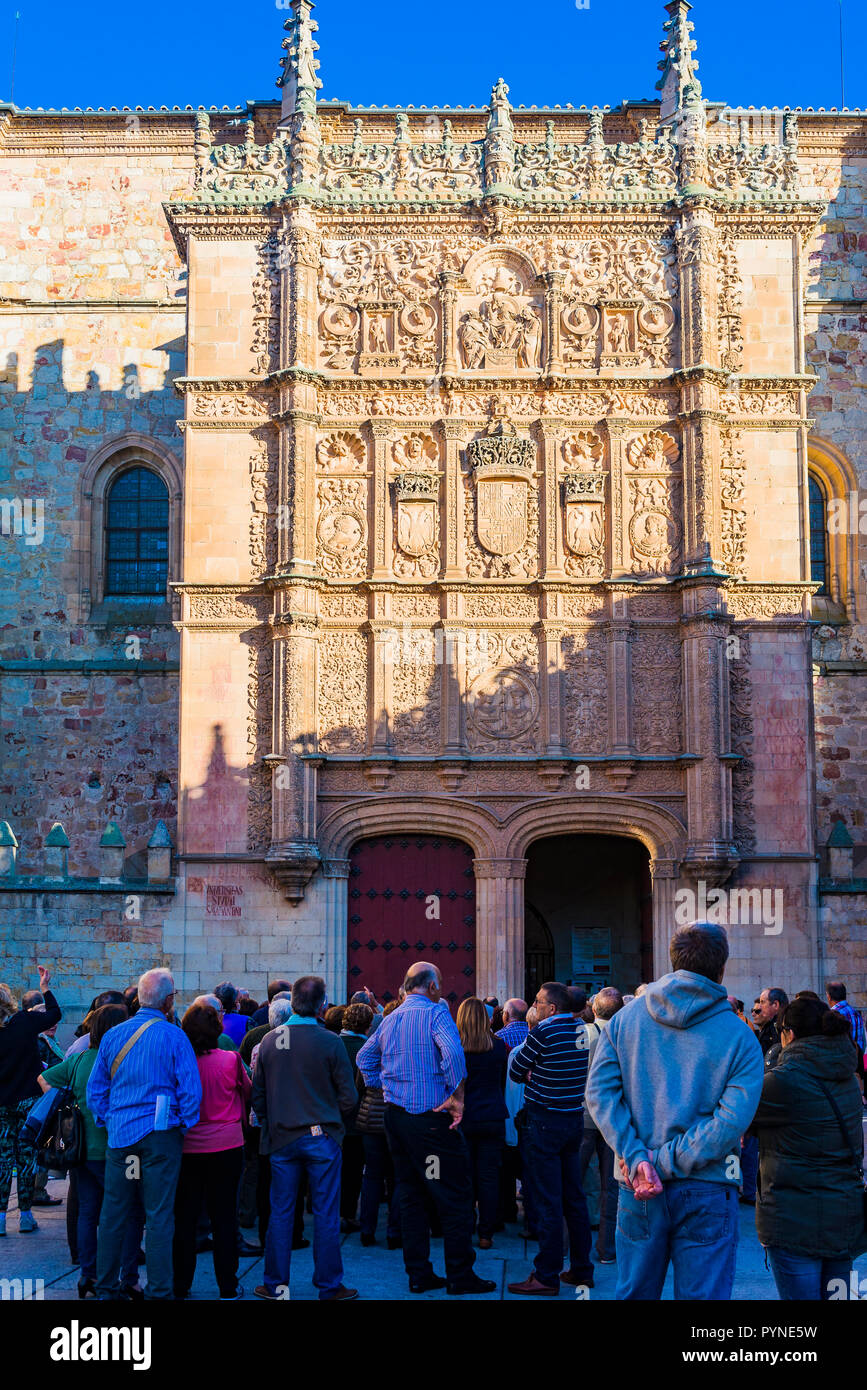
top-left (2, 0), bottom-right (864, 113)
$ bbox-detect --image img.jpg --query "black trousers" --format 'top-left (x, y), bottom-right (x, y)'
top-left (340, 1134), bottom-right (365, 1221)
top-left (384, 1104), bottom-right (475, 1284)
top-left (172, 1147), bottom-right (243, 1299)
top-left (464, 1124), bottom-right (505, 1240)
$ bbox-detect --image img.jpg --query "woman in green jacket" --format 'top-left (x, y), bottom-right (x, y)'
top-left (751, 996), bottom-right (867, 1300)
top-left (39, 1002), bottom-right (144, 1299)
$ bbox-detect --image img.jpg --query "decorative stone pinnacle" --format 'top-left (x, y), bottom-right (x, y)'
top-left (827, 818), bottom-right (853, 849)
top-left (656, 0), bottom-right (702, 121)
top-left (99, 821), bottom-right (126, 848)
top-left (279, 0), bottom-right (322, 119)
top-left (45, 822), bottom-right (70, 848)
top-left (0, 820), bottom-right (17, 848)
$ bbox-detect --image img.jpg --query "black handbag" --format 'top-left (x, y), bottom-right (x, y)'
top-left (37, 1055), bottom-right (87, 1171)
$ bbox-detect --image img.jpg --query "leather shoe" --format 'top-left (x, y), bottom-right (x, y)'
top-left (508, 1273), bottom-right (559, 1296)
top-left (31, 1194), bottom-right (63, 1206)
top-left (447, 1273), bottom-right (497, 1296)
top-left (560, 1268), bottom-right (594, 1288)
top-left (320, 1284), bottom-right (358, 1301)
top-left (409, 1273), bottom-right (447, 1293)
top-left (478, 1237), bottom-right (493, 1250)
top-left (386, 1236), bottom-right (403, 1250)
top-left (238, 1237), bottom-right (264, 1255)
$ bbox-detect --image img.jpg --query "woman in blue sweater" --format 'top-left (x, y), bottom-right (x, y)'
top-left (456, 997), bottom-right (508, 1249)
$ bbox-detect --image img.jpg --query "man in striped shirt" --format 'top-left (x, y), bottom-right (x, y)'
top-left (495, 998), bottom-right (529, 1052)
top-left (506, 981), bottom-right (593, 1296)
top-left (356, 962), bottom-right (496, 1297)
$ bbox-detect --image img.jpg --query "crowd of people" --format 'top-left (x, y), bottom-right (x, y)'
top-left (0, 922), bottom-right (865, 1301)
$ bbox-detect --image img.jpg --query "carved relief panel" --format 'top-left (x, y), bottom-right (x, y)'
top-left (457, 251), bottom-right (543, 372)
top-left (622, 430), bottom-right (683, 577)
top-left (562, 628), bottom-right (608, 756)
top-left (552, 236), bottom-right (678, 370)
top-left (464, 419), bottom-right (539, 580)
top-left (390, 433), bottom-right (441, 580)
top-left (318, 629), bottom-right (368, 753)
top-left (391, 633), bottom-right (442, 753)
top-left (466, 629), bottom-right (540, 754)
top-left (561, 430), bottom-right (607, 578)
top-left (315, 430), bottom-right (369, 578)
top-left (318, 238), bottom-right (440, 374)
top-left (632, 630), bottom-right (683, 754)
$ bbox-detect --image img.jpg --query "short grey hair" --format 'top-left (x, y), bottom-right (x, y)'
top-left (138, 968), bottom-right (175, 1010)
top-left (593, 987), bottom-right (624, 1020)
top-left (269, 996), bottom-right (293, 1028)
top-left (194, 993), bottom-right (223, 1014)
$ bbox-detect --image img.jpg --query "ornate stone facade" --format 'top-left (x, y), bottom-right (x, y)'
top-left (2, 1), bottom-right (866, 1019)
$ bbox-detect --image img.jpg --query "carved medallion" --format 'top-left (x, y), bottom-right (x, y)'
top-left (316, 478), bottom-right (368, 577)
top-left (468, 666), bottom-right (539, 741)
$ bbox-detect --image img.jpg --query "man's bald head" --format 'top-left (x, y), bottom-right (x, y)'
top-left (403, 962), bottom-right (442, 996)
top-left (502, 998), bottom-right (528, 1023)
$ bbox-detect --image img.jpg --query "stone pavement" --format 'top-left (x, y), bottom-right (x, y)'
top-left (3, 1171), bottom-right (866, 1301)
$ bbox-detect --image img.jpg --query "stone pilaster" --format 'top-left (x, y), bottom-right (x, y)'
top-left (680, 584), bottom-right (738, 880)
top-left (537, 418), bottom-right (565, 578)
top-left (541, 271), bottom-right (565, 375)
top-left (366, 618), bottom-right (393, 754)
top-left (370, 420), bottom-right (392, 580)
top-left (321, 858), bottom-right (351, 998)
top-left (538, 621), bottom-right (566, 756)
top-left (606, 600), bottom-right (635, 759)
top-left (439, 271), bottom-right (461, 375)
top-left (442, 420), bottom-right (467, 579)
top-left (473, 857), bottom-right (527, 1002)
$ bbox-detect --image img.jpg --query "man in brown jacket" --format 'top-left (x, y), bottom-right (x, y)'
top-left (251, 975), bottom-right (359, 1301)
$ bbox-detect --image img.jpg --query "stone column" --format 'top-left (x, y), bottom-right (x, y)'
top-left (541, 271), bottom-right (565, 375)
top-left (473, 857), bottom-right (527, 1002)
top-left (366, 619), bottom-right (393, 754)
top-left (322, 858), bottom-right (351, 999)
top-left (442, 420), bottom-right (467, 580)
top-left (439, 271), bottom-right (461, 374)
top-left (651, 859), bottom-right (679, 978)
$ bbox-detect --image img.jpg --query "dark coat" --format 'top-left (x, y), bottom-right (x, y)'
top-left (751, 1033), bottom-right (867, 1259)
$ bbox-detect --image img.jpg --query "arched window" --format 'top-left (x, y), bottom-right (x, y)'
top-left (808, 473), bottom-right (829, 596)
top-left (104, 467), bottom-right (169, 597)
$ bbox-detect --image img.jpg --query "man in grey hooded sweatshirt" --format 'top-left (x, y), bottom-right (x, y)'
top-left (584, 922), bottom-right (763, 1299)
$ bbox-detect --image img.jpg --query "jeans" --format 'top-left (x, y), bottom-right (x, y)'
top-left (766, 1247), bottom-right (852, 1301)
top-left (96, 1127), bottom-right (184, 1301)
top-left (616, 1179), bottom-right (738, 1300)
top-left (77, 1159), bottom-right (143, 1285)
top-left (359, 1133), bottom-right (401, 1240)
top-left (464, 1124), bottom-right (505, 1241)
top-left (172, 1146), bottom-right (244, 1298)
top-left (740, 1134), bottom-right (759, 1201)
top-left (384, 1104), bottom-right (476, 1284)
top-left (579, 1125), bottom-right (619, 1261)
top-left (523, 1105), bottom-right (592, 1287)
top-left (0, 1100), bottom-right (38, 1213)
top-left (264, 1133), bottom-right (344, 1297)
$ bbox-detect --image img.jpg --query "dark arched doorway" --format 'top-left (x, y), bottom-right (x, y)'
top-left (347, 834), bottom-right (476, 1010)
top-left (524, 835), bottom-right (652, 999)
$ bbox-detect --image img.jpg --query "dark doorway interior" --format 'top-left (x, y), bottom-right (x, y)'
top-left (524, 835), bottom-right (652, 1001)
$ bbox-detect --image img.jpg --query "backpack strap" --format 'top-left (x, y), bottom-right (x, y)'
top-left (110, 1018), bottom-right (157, 1080)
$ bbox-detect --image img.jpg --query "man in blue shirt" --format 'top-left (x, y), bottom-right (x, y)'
top-left (87, 967), bottom-right (201, 1301)
top-left (357, 962), bottom-right (496, 1297)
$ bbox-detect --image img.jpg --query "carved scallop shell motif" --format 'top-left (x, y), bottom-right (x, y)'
top-left (562, 431), bottom-right (604, 470)
top-left (316, 431), bottom-right (366, 472)
top-left (626, 430), bottom-right (680, 470)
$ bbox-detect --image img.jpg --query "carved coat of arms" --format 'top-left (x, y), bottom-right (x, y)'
top-left (467, 418), bottom-right (534, 559)
top-left (394, 473), bottom-right (438, 558)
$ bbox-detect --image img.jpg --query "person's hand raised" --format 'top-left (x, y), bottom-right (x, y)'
top-left (37, 964), bottom-right (51, 989)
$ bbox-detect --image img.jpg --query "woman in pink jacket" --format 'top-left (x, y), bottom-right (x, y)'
top-left (172, 1003), bottom-right (251, 1301)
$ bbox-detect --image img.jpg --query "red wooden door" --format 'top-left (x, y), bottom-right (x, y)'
top-left (347, 835), bottom-right (476, 1010)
